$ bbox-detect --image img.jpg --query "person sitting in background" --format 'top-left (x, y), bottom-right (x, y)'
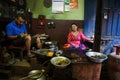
top-left (6, 13), bottom-right (42, 57)
top-left (67, 23), bottom-right (90, 50)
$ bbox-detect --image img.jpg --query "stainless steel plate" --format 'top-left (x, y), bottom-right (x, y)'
top-left (86, 51), bottom-right (108, 63)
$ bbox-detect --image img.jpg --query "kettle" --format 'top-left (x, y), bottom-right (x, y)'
top-left (19, 69), bottom-right (46, 80)
top-left (28, 69), bottom-right (46, 80)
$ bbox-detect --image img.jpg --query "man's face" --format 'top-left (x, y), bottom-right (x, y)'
top-left (16, 17), bottom-right (25, 25)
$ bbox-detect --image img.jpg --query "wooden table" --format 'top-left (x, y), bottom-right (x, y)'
top-left (63, 49), bottom-right (102, 80)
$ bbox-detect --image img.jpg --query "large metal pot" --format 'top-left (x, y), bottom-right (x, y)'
top-left (86, 51), bottom-right (108, 63)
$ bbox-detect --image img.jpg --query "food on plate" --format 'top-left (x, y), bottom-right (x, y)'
top-left (56, 58), bottom-right (69, 65)
top-left (91, 55), bottom-right (106, 59)
top-left (71, 53), bottom-right (79, 57)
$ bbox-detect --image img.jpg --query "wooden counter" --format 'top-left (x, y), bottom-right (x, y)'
top-left (63, 49), bottom-right (102, 80)
top-left (72, 61), bottom-right (101, 80)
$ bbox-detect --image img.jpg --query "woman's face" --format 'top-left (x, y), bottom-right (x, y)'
top-left (71, 24), bottom-right (78, 31)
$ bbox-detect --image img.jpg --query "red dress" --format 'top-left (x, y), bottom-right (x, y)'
top-left (67, 32), bottom-right (88, 50)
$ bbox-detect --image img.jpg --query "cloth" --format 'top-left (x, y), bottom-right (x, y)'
top-left (69, 43), bottom-right (87, 50)
top-left (6, 21), bottom-right (27, 36)
top-left (12, 37), bottom-right (37, 47)
top-left (67, 32), bottom-right (88, 50)
top-left (101, 41), bottom-right (120, 55)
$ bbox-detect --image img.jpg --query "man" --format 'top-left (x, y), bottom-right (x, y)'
top-left (6, 13), bottom-right (42, 57)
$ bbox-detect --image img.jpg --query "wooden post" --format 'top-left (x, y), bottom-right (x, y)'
top-left (93, 0), bottom-right (103, 52)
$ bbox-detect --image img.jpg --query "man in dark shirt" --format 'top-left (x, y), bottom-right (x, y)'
top-left (6, 13), bottom-right (42, 57)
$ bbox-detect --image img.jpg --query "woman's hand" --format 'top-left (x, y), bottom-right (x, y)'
top-left (72, 44), bottom-right (79, 48)
top-left (75, 45), bottom-right (79, 48)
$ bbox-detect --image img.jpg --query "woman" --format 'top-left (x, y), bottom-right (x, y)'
top-left (67, 23), bottom-right (89, 50)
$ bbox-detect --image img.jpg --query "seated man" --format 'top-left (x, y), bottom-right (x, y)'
top-left (6, 13), bottom-right (42, 57)
top-left (67, 23), bottom-right (91, 50)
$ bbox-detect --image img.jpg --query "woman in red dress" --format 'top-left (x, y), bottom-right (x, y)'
top-left (67, 23), bottom-right (89, 50)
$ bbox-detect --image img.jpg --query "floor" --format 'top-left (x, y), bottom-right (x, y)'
top-left (11, 59), bottom-right (31, 79)
top-left (0, 57), bottom-right (74, 80)
top-left (0, 58), bottom-right (34, 80)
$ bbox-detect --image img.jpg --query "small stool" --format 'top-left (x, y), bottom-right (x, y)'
top-left (7, 45), bottom-right (26, 61)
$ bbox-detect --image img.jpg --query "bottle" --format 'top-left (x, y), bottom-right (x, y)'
top-left (28, 8), bottom-right (31, 12)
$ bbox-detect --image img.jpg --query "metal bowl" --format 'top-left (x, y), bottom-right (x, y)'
top-left (86, 52), bottom-right (108, 63)
top-left (50, 56), bottom-right (71, 69)
top-left (35, 49), bottom-right (50, 56)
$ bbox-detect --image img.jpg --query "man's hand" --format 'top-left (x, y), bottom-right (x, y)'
top-left (19, 33), bottom-right (30, 38)
top-left (19, 33), bottom-right (25, 37)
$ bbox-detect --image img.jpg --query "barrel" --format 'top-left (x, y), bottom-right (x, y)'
top-left (113, 44), bottom-right (120, 55)
top-left (108, 52), bottom-right (120, 80)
